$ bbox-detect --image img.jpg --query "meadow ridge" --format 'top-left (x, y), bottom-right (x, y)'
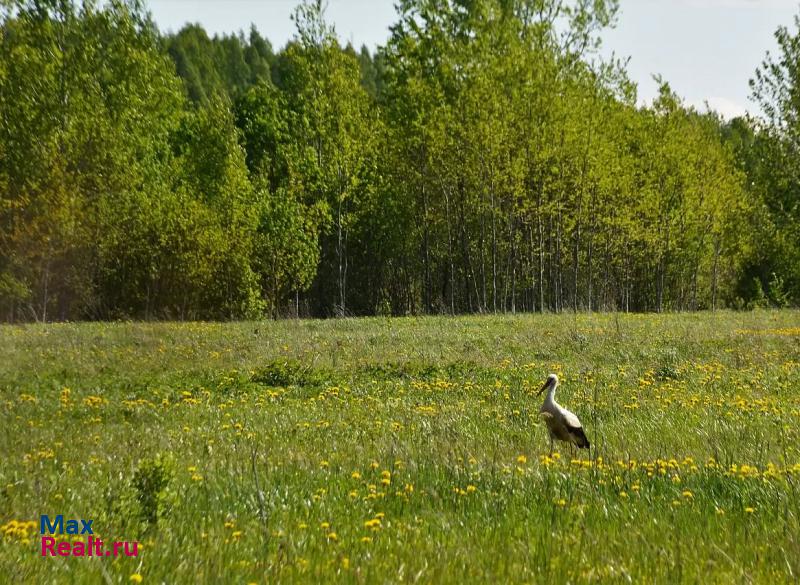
top-left (1, 310), bottom-right (800, 583)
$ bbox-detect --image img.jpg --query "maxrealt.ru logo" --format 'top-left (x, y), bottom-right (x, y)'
top-left (40, 515), bottom-right (139, 557)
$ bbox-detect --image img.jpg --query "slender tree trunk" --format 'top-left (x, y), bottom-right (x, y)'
top-left (547, 213), bottom-right (554, 311)
top-left (528, 221), bottom-right (536, 313)
top-left (458, 181), bottom-right (473, 312)
top-left (41, 256), bottom-right (51, 323)
top-left (602, 225), bottom-right (611, 311)
top-left (490, 179), bottom-right (498, 313)
top-left (586, 212), bottom-right (595, 312)
top-left (480, 197), bottom-right (487, 311)
top-left (556, 200), bottom-right (563, 313)
top-left (422, 179), bottom-right (432, 313)
top-left (712, 236), bottom-right (721, 311)
top-left (656, 213), bottom-right (668, 313)
top-left (337, 196), bottom-right (346, 316)
top-left (510, 214), bottom-right (517, 314)
top-left (444, 186), bottom-right (455, 314)
top-left (502, 207), bottom-right (514, 313)
top-left (573, 200), bottom-right (582, 312)
top-left (623, 237), bottom-right (630, 313)
top-left (573, 142), bottom-right (591, 312)
top-left (547, 213), bottom-right (558, 312)
top-left (691, 235), bottom-right (706, 311)
top-left (537, 188), bottom-right (545, 313)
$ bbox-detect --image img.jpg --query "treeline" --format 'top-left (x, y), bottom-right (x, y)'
top-left (1, 0), bottom-right (798, 321)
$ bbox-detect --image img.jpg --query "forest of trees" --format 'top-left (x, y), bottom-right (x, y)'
top-left (1, 0), bottom-right (799, 321)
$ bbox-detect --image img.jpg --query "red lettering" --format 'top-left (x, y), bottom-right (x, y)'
top-left (123, 542), bottom-right (139, 557)
top-left (40, 535), bottom-right (138, 558)
top-left (41, 536), bottom-right (56, 556)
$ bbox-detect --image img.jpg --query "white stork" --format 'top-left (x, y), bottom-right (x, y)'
top-left (537, 374), bottom-right (590, 454)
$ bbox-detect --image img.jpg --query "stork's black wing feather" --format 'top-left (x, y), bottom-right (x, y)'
top-left (567, 424), bottom-right (591, 449)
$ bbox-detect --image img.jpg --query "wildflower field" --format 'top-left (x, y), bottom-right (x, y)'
top-left (1, 311), bottom-right (800, 583)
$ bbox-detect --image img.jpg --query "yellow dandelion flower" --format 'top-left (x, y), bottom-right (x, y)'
top-left (130, 575), bottom-right (143, 584)
top-left (517, 455), bottom-right (527, 464)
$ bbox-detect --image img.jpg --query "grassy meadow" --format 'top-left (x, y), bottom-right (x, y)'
top-left (1, 310), bottom-right (800, 583)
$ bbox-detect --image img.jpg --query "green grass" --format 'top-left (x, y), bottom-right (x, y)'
top-left (1, 310), bottom-right (800, 583)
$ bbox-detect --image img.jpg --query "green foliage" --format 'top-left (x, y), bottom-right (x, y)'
top-left (252, 188), bottom-right (323, 317)
top-left (750, 278), bottom-right (769, 310)
top-left (736, 12), bottom-right (800, 307)
top-left (132, 454), bottom-right (175, 526)
top-left (0, 273), bottom-right (30, 320)
top-left (163, 23), bottom-right (274, 102)
top-left (0, 0), bottom-right (186, 320)
top-left (1, 0), bottom-right (798, 321)
top-left (250, 359), bottom-right (334, 387)
top-left (375, 0), bottom-right (751, 315)
top-left (234, 82), bottom-right (289, 185)
top-left (768, 272), bottom-right (790, 308)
